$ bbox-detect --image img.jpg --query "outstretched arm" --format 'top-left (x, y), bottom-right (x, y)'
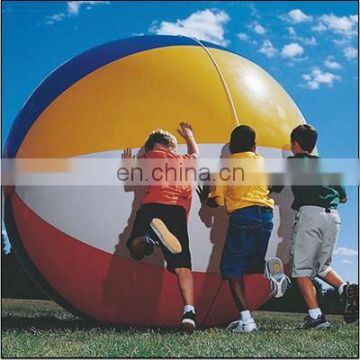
top-left (177, 122), bottom-right (199, 156)
top-left (196, 185), bottom-right (221, 208)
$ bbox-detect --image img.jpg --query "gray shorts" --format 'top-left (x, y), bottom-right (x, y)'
top-left (290, 206), bottom-right (341, 278)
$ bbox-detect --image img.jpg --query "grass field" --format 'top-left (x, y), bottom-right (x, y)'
top-left (1, 298), bottom-right (359, 358)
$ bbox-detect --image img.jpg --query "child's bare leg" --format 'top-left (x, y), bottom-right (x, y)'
top-left (228, 277), bottom-right (255, 328)
top-left (175, 267), bottom-right (196, 332)
top-left (296, 277), bottom-right (319, 309)
top-left (319, 268), bottom-right (345, 289)
top-left (229, 276), bottom-right (248, 311)
top-left (174, 267), bottom-right (194, 305)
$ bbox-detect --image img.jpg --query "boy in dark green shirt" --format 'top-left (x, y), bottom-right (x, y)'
top-left (273, 152), bottom-right (347, 211)
top-left (272, 124), bottom-right (358, 329)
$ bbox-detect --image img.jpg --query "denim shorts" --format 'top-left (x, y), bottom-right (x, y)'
top-left (220, 206), bottom-right (274, 279)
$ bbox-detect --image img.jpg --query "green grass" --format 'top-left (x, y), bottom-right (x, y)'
top-left (2, 298), bottom-right (358, 358)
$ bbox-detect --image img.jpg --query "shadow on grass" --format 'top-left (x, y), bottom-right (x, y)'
top-left (1, 315), bottom-right (192, 335)
top-left (2, 315), bottom-right (106, 331)
top-left (2, 311), bottom-right (317, 334)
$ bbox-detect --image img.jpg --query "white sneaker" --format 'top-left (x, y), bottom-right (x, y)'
top-left (226, 319), bottom-right (258, 333)
top-left (226, 320), bottom-right (240, 332)
top-left (264, 257), bottom-right (291, 298)
top-left (242, 318), bottom-right (258, 333)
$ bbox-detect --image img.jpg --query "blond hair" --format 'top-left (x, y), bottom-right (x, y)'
top-left (144, 129), bottom-right (177, 152)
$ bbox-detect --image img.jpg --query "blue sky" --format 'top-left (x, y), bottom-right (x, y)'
top-left (2, 1), bottom-right (358, 282)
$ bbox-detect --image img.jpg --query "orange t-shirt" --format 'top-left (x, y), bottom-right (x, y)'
top-left (141, 149), bottom-right (196, 214)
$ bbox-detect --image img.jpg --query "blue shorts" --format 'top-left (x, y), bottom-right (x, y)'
top-left (220, 206), bottom-right (274, 279)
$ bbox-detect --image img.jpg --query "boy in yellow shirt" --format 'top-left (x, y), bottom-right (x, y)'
top-left (198, 125), bottom-right (290, 333)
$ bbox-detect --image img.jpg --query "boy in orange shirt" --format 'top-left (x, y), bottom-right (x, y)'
top-left (123, 122), bottom-right (198, 333)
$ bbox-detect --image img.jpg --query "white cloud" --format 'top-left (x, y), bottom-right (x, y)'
top-left (334, 247), bottom-right (358, 256)
top-left (286, 56), bottom-right (309, 68)
top-left (288, 26), bottom-right (297, 38)
top-left (286, 9), bottom-right (313, 23)
top-left (149, 9), bottom-right (230, 46)
top-left (332, 38), bottom-right (350, 47)
top-left (312, 23), bottom-right (327, 32)
top-left (248, 21), bottom-right (266, 35)
top-left (258, 40), bottom-right (278, 58)
top-left (46, 13), bottom-right (66, 25)
top-left (288, 27), bottom-right (317, 46)
top-left (350, 14), bottom-right (358, 23)
top-left (248, 3), bottom-right (260, 18)
top-left (281, 42), bottom-right (304, 58)
top-left (46, 1), bottom-right (109, 25)
top-left (302, 36), bottom-right (317, 46)
top-left (254, 23), bottom-right (266, 35)
top-left (67, 1), bottom-right (109, 16)
top-left (341, 259), bottom-right (353, 264)
top-left (237, 33), bottom-right (250, 42)
top-left (302, 67), bottom-right (341, 90)
top-left (343, 46), bottom-right (358, 61)
top-left (324, 56), bottom-right (343, 70)
top-left (313, 13), bottom-right (358, 37)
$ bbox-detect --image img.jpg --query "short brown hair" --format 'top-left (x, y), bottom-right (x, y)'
top-left (144, 129), bottom-right (177, 152)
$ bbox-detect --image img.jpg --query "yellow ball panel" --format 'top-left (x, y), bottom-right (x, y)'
top-left (18, 46), bottom-right (236, 158)
top-left (209, 49), bottom-right (305, 150)
top-left (18, 45), bottom-right (305, 158)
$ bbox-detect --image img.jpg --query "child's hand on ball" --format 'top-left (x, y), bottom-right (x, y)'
top-left (121, 148), bottom-right (132, 159)
top-left (177, 122), bottom-right (194, 140)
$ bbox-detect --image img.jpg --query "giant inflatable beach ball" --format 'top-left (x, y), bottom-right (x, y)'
top-left (4, 36), bottom-right (303, 327)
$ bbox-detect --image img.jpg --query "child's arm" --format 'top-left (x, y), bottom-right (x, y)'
top-left (196, 183), bottom-right (224, 209)
top-left (177, 122), bottom-right (199, 156)
top-left (334, 186), bottom-right (347, 203)
top-left (197, 186), bottom-right (220, 208)
top-left (196, 185), bottom-right (219, 208)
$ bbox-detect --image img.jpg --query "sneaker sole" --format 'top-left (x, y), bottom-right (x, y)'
top-left (313, 321), bottom-right (331, 330)
top-left (150, 219), bottom-right (182, 254)
top-left (233, 326), bottom-right (258, 334)
top-left (304, 321), bottom-right (331, 330)
top-left (265, 257), bottom-right (288, 298)
top-left (243, 326), bottom-right (258, 333)
top-left (181, 319), bottom-right (196, 334)
top-left (344, 284), bottom-right (359, 324)
top-left (232, 328), bottom-right (245, 333)
top-left (226, 320), bottom-right (240, 331)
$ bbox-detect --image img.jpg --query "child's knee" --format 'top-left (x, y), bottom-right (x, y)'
top-left (318, 266), bottom-right (332, 278)
top-left (174, 267), bottom-right (192, 276)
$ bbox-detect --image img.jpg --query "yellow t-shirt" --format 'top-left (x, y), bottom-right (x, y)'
top-left (209, 152), bottom-right (274, 213)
